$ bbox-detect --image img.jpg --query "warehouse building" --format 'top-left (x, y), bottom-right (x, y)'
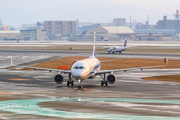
top-left (0, 31), bottom-right (20, 41)
top-left (69, 26), bottom-right (135, 41)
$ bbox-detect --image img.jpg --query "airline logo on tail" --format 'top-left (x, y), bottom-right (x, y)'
top-left (123, 40), bottom-right (127, 47)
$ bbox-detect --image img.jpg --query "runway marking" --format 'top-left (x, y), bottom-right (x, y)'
top-left (13, 53), bottom-right (21, 59)
top-left (0, 98), bottom-right (180, 120)
top-left (8, 79), bottom-right (31, 81)
top-left (51, 82), bottom-right (67, 84)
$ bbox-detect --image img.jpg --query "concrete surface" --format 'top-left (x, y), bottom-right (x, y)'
top-left (0, 49), bottom-right (179, 120)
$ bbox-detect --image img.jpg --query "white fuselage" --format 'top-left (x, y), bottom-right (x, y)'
top-left (106, 46), bottom-right (127, 53)
top-left (71, 56), bottom-right (100, 81)
top-left (111, 46), bottom-right (127, 52)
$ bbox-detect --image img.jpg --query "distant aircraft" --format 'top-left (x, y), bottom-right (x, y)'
top-left (103, 40), bottom-right (127, 54)
top-left (12, 33), bottom-right (168, 89)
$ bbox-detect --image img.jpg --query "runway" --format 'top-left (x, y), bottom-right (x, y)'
top-left (0, 50), bottom-right (180, 119)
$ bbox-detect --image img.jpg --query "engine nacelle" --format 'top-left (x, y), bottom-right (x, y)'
top-left (54, 74), bottom-right (64, 84)
top-left (107, 48), bottom-right (113, 51)
top-left (107, 74), bottom-right (117, 84)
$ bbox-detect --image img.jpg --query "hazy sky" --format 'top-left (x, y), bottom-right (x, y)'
top-left (0, 0), bottom-right (180, 27)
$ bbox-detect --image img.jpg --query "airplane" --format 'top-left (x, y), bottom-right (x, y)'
top-left (103, 40), bottom-right (127, 54)
top-left (11, 33), bottom-right (168, 89)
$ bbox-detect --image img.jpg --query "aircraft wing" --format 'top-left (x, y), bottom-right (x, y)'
top-left (100, 59), bottom-right (121, 63)
top-left (10, 56), bottom-right (71, 74)
top-left (95, 60), bottom-right (168, 75)
top-left (23, 66), bottom-right (71, 74)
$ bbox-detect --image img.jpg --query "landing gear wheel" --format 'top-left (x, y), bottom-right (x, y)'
top-left (101, 81), bottom-right (104, 86)
top-left (71, 81), bottom-right (74, 86)
top-left (119, 52), bottom-right (121, 54)
top-left (108, 51), bottom-right (110, 54)
top-left (78, 85), bottom-right (82, 89)
top-left (67, 81), bottom-right (70, 87)
top-left (105, 81), bottom-right (108, 86)
top-left (112, 52), bottom-right (114, 54)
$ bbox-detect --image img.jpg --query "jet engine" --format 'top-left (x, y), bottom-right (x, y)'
top-left (107, 48), bottom-right (112, 52)
top-left (107, 74), bottom-right (117, 84)
top-left (54, 74), bottom-right (64, 84)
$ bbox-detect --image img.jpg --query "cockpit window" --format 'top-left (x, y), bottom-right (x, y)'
top-left (80, 66), bottom-right (87, 69)
top-left (73, 66), bottom-right (86, 69)
top-left (74, 66), bottom-right (79, 69)
top-left (79, 66), bottom-right (84, 69)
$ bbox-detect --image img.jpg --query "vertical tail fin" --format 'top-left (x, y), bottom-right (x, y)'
top-left (92, 32), bottom-right (96, 57)
top-left (123, 40), bottom-right (127, 47)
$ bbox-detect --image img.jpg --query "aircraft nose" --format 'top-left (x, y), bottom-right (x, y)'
top-left (72, 71), bottom-right (86, 80)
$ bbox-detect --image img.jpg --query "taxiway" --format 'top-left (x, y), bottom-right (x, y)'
top-left (0, 49), bottom-right (179, 120)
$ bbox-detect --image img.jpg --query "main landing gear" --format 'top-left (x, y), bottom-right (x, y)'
top-left (67, 73), bottom-right (74, 87)
top-left (99, 73), bottom-right (108, 86)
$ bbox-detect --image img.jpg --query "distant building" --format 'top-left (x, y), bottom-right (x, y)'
top-left (126, 20), bottom-right (138, 29)
top-left (44, 20), bottom-right (76, 40)
top-left (156, 16), bottom-right (180, 29)
top-left (78, 22), bottom-right (92, 28)
top-left (21, 24), bottom-right (36, 30)
top-left (20, 27), bottom-right (46, 41)
top-left (0, 31), bottom-right (20, 41)
top-left (0, 24), bottom-right (10, 31)
top-left (135, 22), bottom-right (147, 29)
top-left (99, 23), bottom-right (113, 26)
top-left (113, 18), bottom-right (126, 26)
top-left (37, 22), bottom-right (44, 30)
top-left (10, 25), bottom-right (20, 30)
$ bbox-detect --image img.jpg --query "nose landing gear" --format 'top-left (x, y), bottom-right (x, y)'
top-left (78, 80), bottom-right (83, 89)
top-left (67, 73), bottom-right (74, 87)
